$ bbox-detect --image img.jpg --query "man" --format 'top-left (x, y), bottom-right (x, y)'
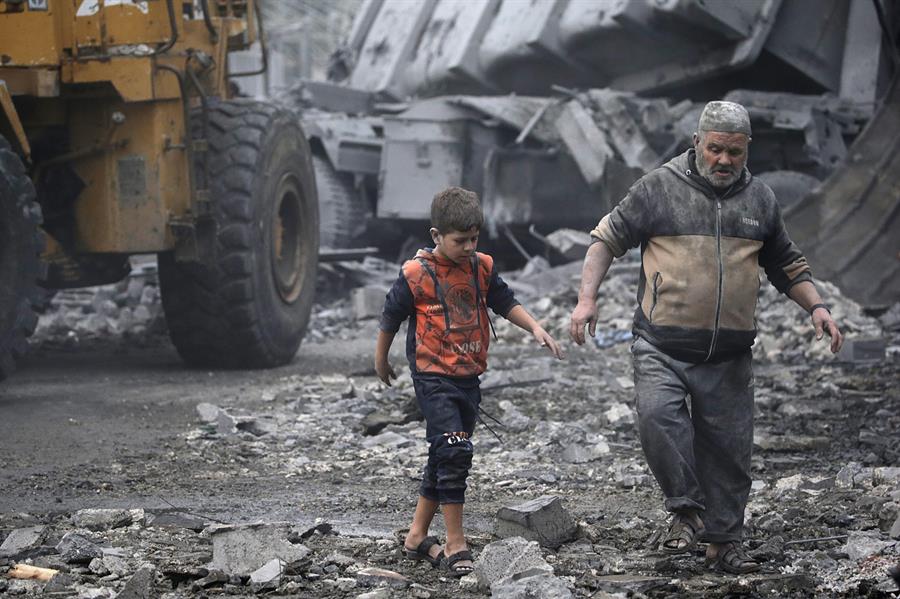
top-left (569, 101), bottom-right (843, 574)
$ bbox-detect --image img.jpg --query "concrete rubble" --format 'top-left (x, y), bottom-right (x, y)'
top-left (7, 248), bottom-right (899, 598)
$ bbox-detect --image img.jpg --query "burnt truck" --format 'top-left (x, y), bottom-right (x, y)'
top-left (285, 0), bottom-right (899, 308)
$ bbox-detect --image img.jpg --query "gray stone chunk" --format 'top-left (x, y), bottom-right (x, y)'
top-left (208, 523), bottom-right (310, 575)
top-left (355, 567), bottom-right (410, 588)
top-left (890, 514), bottom-right (900, 540)
top-left (0, 526), bottom-right (46, 558)
top-left (842, 531), bottom-right (893, 561)
top-left (147, 511), bottom-right (208, 531)
top-left (73, 508), bottom-right (134, 531)
top-left (352, 286), bottom-right (388, 320)
top-left (249, 558), bottom-right (284, 584)
top-left (492, 572), bottom-right (573, 598)
top-left (117, 565), bottom-right (156, 599)
top-left (838, 338), bottom-right (886, 363)
top-left (56, 531), bottom-right (104, 563)
top-left (196, 402), bottom-right (221, 423)
top-left (496, 496), bottom-right (577, 548)
top-left (474, 537), bottom-right (553, 590)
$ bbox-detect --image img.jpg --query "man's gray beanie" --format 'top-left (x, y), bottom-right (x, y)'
top-left (698, 101), bottom-right (751, 135)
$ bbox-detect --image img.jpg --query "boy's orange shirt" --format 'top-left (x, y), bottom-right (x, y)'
top-left (402, 249), bottom-right (494, 377)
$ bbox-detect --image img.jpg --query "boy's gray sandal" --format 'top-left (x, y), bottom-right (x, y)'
top-left (403, 536), bottom-right (442, 567)
top-left (444, 550), bottom-right (474, 577)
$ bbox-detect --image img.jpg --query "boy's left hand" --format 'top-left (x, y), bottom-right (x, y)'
top-left (533, 327), bottom-right (563, 360)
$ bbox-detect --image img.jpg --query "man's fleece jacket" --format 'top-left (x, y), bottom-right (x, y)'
top-left (591, 149), bottom-right (812, 363)
top-left (380, 248), bottom-right (519, 377)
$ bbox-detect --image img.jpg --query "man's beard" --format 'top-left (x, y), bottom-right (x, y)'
top-left (696, 158), bottom-right (740, 189)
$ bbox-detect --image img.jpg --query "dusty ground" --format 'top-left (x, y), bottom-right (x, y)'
top-left (1, 260), bottom-right (898, 598)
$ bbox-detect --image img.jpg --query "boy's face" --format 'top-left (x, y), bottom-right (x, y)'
top-left (431, 226), bottom-right (479, 263)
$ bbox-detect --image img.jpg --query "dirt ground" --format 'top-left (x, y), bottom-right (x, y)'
top-left (1, 268), bottom-right (899, 598)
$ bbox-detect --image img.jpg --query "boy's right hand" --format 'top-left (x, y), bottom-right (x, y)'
top-left (375, 358), bottom-right (397, 386)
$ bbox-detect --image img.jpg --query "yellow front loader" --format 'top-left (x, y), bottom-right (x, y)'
top-left (0, 0), bottom-right (319, 379)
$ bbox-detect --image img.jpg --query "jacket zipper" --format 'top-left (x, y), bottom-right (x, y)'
top-left (706, 199), bottom-right (724, 361)
top-left (649, 272), bottom-right (661, 322)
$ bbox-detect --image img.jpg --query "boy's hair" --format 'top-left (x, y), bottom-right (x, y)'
top-left (431, 187), bottom-right (483, 233)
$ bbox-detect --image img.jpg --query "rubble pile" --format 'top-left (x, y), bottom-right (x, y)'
top-left (28, 260), bottom-right (167, 351)
top-left (11, 245), bottom-right (899, 598)
top-left (5, 317), bottom-right (898, 596)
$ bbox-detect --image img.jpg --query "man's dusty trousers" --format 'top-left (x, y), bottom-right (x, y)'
top-left (631, 336), bottom-right (754, 543)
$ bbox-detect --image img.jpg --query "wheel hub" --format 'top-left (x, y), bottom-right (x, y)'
top-left (271, 174), bottom-right (304, 303)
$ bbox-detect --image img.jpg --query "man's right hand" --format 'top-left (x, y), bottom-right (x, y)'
top-left (375, 357), bottom-right (397, 386)
top-left (570, 299), bottom-right (599, 345)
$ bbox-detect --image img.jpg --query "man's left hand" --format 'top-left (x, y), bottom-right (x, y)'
top-left (812, 307), bottom-right (843, 354)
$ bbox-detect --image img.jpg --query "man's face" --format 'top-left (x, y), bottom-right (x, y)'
top-left (693, 130), bottom-right (749, 189)
top-left (431, 226), bottom-right (479, 263)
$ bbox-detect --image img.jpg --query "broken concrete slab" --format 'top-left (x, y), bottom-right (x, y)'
top-left (554, 101), bottom-right (611, 188)
top-left (116, 565), bottom-right (156, 599)
top-left (147, 511), bottom-right (208, 531)
top-left (842, 531), bottom-right (893, 561)
top-left (55, 531), bottom-right (103, 563)
top-left (561, 441), bottom-right (610, 464)
top-left (838, 338), bottom-right (886, 363)
top-left (890, 514), bottom-right (900, 540)
top-left (352, 286), bottom-right (389, 320)
top-left (207, 523), bottom-right (311, 575)
top-left (0, 526), bottom-right (46, 558)
top-left (491, 571), bottom-right (573, 598)
top-left (249, 558), bottom-right (284, 584)
top-left (496, 496), bottom-right (577, 549)
top-left (361, 430), bottom-right (414, 449)
top-left (544, 228), bottom-right (593, 262)
top-left (356, 567), bottom-right (410, 588)
top-left (474, 536), bottom-right (554, 589)
top-left (73, 508), bottom-right (135, 531)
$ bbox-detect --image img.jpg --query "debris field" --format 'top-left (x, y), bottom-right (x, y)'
top-left (2, 251), bottom-right (899, 598)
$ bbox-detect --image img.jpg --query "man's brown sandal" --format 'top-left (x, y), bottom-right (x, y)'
top-left (661, 513), bottom-right (705, 555)
top-left (443, 550), bottom-right (474, 577)
top-left (705, 542), bottom-right (761, 574)
top-left (403, 535), bottom-right (443, 567)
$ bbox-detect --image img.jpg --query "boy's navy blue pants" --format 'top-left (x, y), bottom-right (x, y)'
top-left (413, 375), bottom-right (481, 504)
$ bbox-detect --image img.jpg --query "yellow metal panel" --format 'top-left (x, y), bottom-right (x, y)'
top-left (0, 67), bottom-right (60, 97)
top-left (0, 4), bottom-right (68, 66)
top-left (60, 57), bottom-right (180, 102)
top-left (72, 0), bottom-right (172, 51)
top-left (70, 99), bottom-right (189, 253)
top-left (0, 81), bottom-right (30, 157)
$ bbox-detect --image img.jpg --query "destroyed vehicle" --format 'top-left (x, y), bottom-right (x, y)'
top-left (284, 0), bottom-right (899, 309)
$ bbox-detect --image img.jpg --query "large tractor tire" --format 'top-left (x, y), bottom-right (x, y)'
top-left (0, 134), bottom-right (44, 381)
top-left (311, 154), bottom-right (368, 249)
top-left (158, 100), bottom-right (319, 369)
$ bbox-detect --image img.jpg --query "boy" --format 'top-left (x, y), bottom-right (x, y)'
top-left (375, 186), bottom-right (563, 577)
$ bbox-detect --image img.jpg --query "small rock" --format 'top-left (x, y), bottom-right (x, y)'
top-left (73, 508), bottom-right (133, 531)
top-left (147, 511), bottom-right (208, 531)
top-left (208, 523), bottom-right (311, 575)
top-left (249, 558), bottom-right (284, 584)
top-left (492, 572), bottom-right (573, 598)
top-left (0, 526), bottom-right (46, 558)
top-left (356, 589), bottom-right (392, 599)
top-left (561, 442), bottom-right (610, 464)
top-left (891, 514), bottom-right (900, 540)
top-left (117, 565), bottom-right (156, 599)
top-left (356, 567), bottom-right (410, 588)
top-left (56, 531), bottom-right (103, 563)
top-left (41, 572), bottom-right (76, 593)
top-left (196, 402), bottom-right (221, 423)
top-left (361, 431), bottom-right (413, 449)
top-left (496, 496), bottom-right (577, 548)
top-left (474, 537), bottom-right (554, 590)
top-left (842, 531), bottom-right (893, 561)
